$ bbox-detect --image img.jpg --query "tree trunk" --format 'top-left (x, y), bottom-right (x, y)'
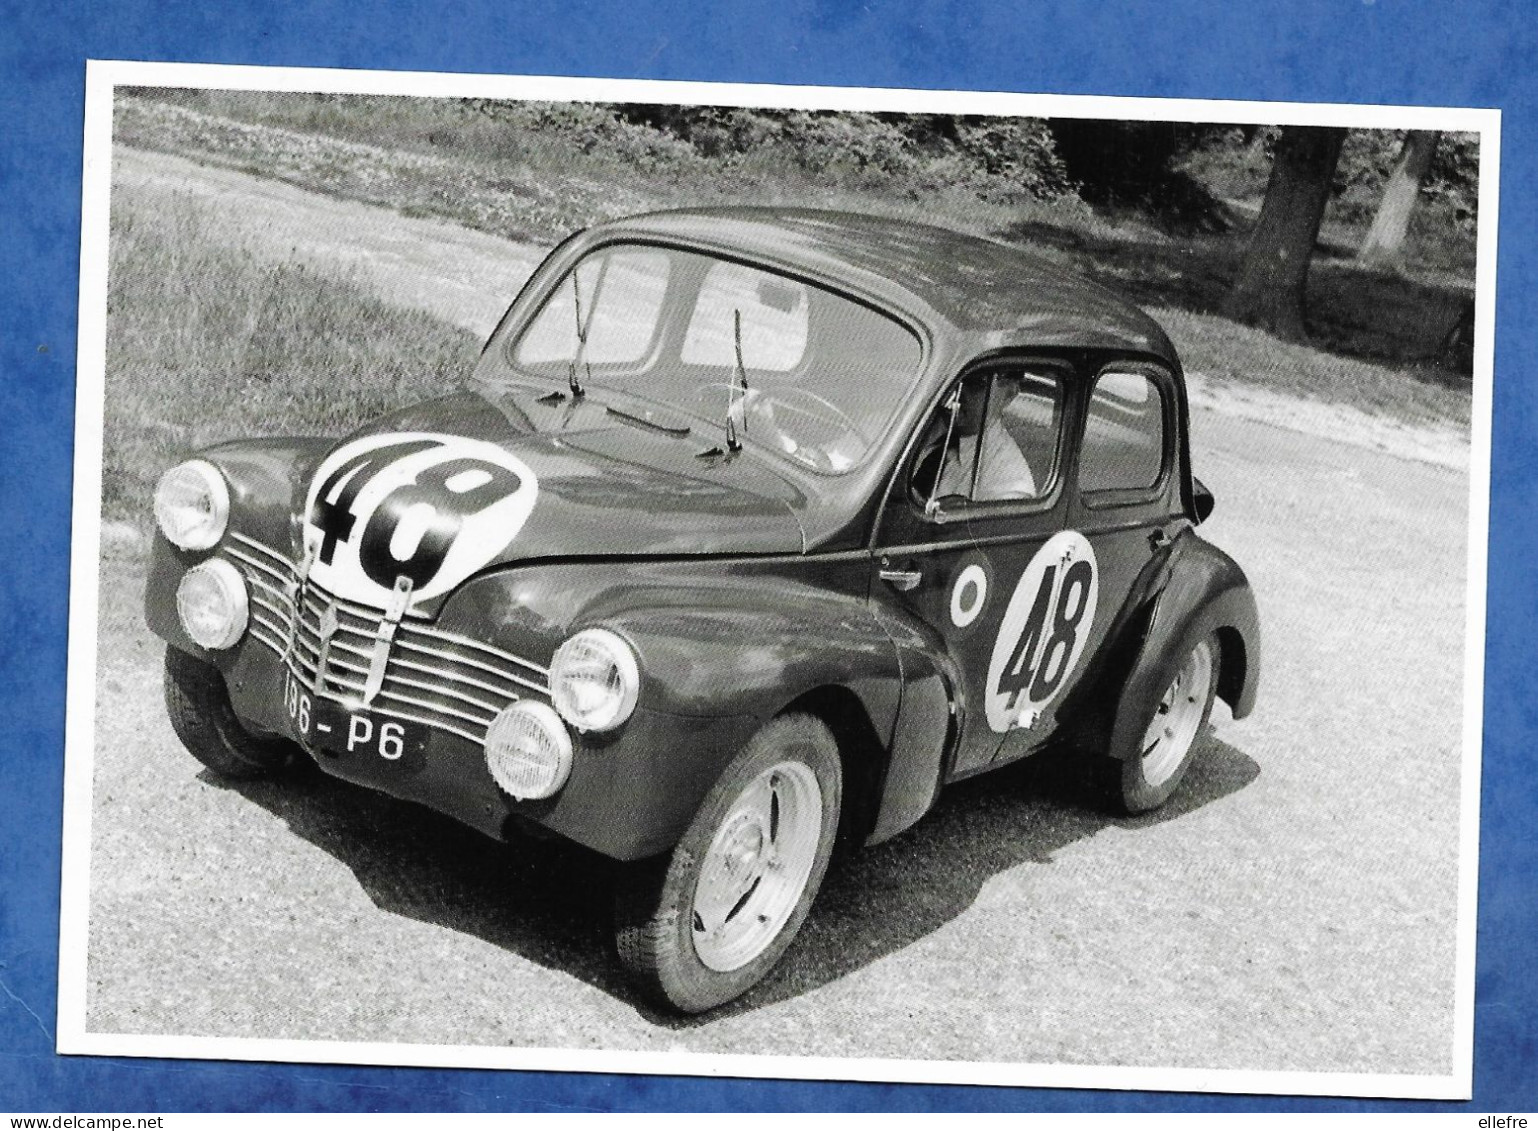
top-left (1358, 130), bottom-right (1441, 267)
top-left (1221, 126), bottom-right (1347, 342)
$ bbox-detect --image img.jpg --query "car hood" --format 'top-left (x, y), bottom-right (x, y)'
top-left (287, 391), bottom-right (807, 611)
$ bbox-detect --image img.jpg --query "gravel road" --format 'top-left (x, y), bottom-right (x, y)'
top-left (79, 149), bottom-right (1473, 1087)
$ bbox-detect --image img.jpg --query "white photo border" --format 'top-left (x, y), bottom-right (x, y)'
top-left (58, 58), bottom-right (1500, 1101)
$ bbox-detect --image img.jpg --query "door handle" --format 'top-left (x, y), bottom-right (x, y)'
top-left (879, 566), bottom-right (923, 592)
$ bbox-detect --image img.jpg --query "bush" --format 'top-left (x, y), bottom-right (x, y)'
top-left (951, 118), bottom-right (1077, 198)
top-left (610, 104), bottom-right (1077, 200)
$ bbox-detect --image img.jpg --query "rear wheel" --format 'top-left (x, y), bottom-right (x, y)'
top-left (615, 712), bottom-right (841, 1013)
top-left (1112, 633), bottom-right (1220, 813)
top-left (163, 646), bottom-right (294, 779)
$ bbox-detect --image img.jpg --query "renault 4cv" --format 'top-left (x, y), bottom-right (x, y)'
top-left (146, 208), bottom-right (1260, 1012)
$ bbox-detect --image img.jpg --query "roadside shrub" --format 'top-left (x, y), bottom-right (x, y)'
top-left (951, 117), bottom-right (1076, 198)
top-left (464, 99), bottom-right (704, 173)
top-left (611, 104), bottom-right (1076, 199)
top-left (1425, 132), bottom-right (1480, 228)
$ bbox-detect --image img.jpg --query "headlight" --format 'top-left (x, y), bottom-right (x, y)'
top-left (154, 460), bottom-right (230, 551)
top-left (176, 559), bottom-right (249, 650)
top-left (550, 628), bottom-right (639, 732)
top-left (484, 701), bottom-right (573, 800)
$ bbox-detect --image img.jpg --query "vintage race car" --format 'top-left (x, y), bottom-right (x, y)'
top-left (146, 208), bottom-right (1260, 1012)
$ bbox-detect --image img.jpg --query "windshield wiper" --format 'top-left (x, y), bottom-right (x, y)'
top-left (725, 308), bottom-right (748, 452)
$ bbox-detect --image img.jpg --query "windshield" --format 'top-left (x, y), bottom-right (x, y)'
top-left (506, 243), bottom-right (924, 473)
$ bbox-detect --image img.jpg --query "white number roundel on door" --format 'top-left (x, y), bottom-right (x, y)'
top-left (984, 531), bottom-right (1099, 733)
top-left (302, 432), bottom-right (539, 608)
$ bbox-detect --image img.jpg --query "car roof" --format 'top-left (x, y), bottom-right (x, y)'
top-left (595, 207), bottom-right (1178, 366)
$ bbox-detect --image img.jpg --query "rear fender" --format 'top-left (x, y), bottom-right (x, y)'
top-left (1060, 530), bottom-right (1260, 755)
top-left (1141, 533), bottom-right (1260, 722)
top-left (1115, 534), bottom-right (1260, 757)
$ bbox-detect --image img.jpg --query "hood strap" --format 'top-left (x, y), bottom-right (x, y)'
top-left (362, 575), bottom-right (415, 706)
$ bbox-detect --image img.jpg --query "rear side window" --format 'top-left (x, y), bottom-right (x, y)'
top-left (1079, 370), bottom-right (1166, 494)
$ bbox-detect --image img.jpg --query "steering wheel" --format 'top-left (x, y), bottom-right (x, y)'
top-left (692, 382), bottom-right (872, 471)
top-left (757, 387), bottom-right (873, 449)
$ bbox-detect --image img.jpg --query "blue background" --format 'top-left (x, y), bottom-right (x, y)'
top-left (3, 0), bottom-right (1533, 1113)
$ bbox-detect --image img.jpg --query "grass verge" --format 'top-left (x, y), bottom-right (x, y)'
top-left (112, 94), bottom-right (1106, 250)
top-left (104, 184), bottom-right (480, 527)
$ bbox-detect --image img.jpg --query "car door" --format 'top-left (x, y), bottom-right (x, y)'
top-left (871, 358), bottom-right (1073, 778)
top-left (1060, 359), bottom-right (1185, 709)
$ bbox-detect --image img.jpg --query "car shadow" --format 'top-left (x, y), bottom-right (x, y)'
top-left (677, 734), bottom-right (1260, 1025)
top-left (214, 732), bottom-right (1259, 1023)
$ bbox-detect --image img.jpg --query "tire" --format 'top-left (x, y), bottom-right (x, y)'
top-left (1111, 632), bottom-right (1220, 814)
top-left (163, 646), bottom-right (294, 779)
top-left (614, 712), bottom-right (842, 1013)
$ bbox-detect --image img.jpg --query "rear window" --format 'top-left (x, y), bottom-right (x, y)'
top-left (1079, 370), bottom-right (1166, 494)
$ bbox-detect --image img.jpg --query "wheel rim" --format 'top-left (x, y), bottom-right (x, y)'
top-left (691, 759), bottom-right (823, 973)
top-left (1139, 639), bottom-right (1215, 788)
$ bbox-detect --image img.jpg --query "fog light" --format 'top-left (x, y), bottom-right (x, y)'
top-left (484, 701), bottom-right (573, 800)
top-left (176, 559), bottom-right (249, 650)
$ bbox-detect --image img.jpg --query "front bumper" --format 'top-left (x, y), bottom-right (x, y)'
top-left (147, 531), bottom-right (758, 860)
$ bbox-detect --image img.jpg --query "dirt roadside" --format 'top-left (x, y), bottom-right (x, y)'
top-left (111, 145), bottom-right (1471, 473)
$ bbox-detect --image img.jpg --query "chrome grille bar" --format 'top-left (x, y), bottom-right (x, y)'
top-left (222, 533), bottom-right (552, 746)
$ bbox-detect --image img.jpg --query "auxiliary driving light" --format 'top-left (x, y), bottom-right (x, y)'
top-left (484, 701), bottom-right (574, 800)
top-left (176, 559), bottom-right (249, 650)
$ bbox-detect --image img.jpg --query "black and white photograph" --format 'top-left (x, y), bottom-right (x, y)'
top-left (58, 62), bottom-right (1496, 1099)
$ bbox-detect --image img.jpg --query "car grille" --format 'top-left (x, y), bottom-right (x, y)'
top-left (224, 531), bottom-right (551, 746)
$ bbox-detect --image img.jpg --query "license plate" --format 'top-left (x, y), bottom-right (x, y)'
top-left (282, 669), bottom-right (428, 763)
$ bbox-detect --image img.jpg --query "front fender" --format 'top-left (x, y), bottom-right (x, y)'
top-left (607, 593), bottom-right (902, 725)
top-left (441, 557), bottom-right (908, 856)
top-left (200, 437), bottom-right (332, 549)
top-left (144, 436), bottom-right (334, 658)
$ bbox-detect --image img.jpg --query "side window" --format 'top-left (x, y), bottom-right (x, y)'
top-left (1079, 369), bottom-right (1167, 495)
top-left (974, 368), bottom-right (1063, 503)
top-left (908, 366), bottom-right (1064, 510)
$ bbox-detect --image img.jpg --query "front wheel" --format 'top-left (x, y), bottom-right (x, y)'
top-left (163, 646), bottom-right (294, 779)
top-left (1113, 633), bottom-right (1220, 814)
top-left (614, 713), bottom-right (842, 1013)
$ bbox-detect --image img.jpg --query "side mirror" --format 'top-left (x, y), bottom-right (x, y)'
top-left (1192, 476), bottom-right (1216, 524)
